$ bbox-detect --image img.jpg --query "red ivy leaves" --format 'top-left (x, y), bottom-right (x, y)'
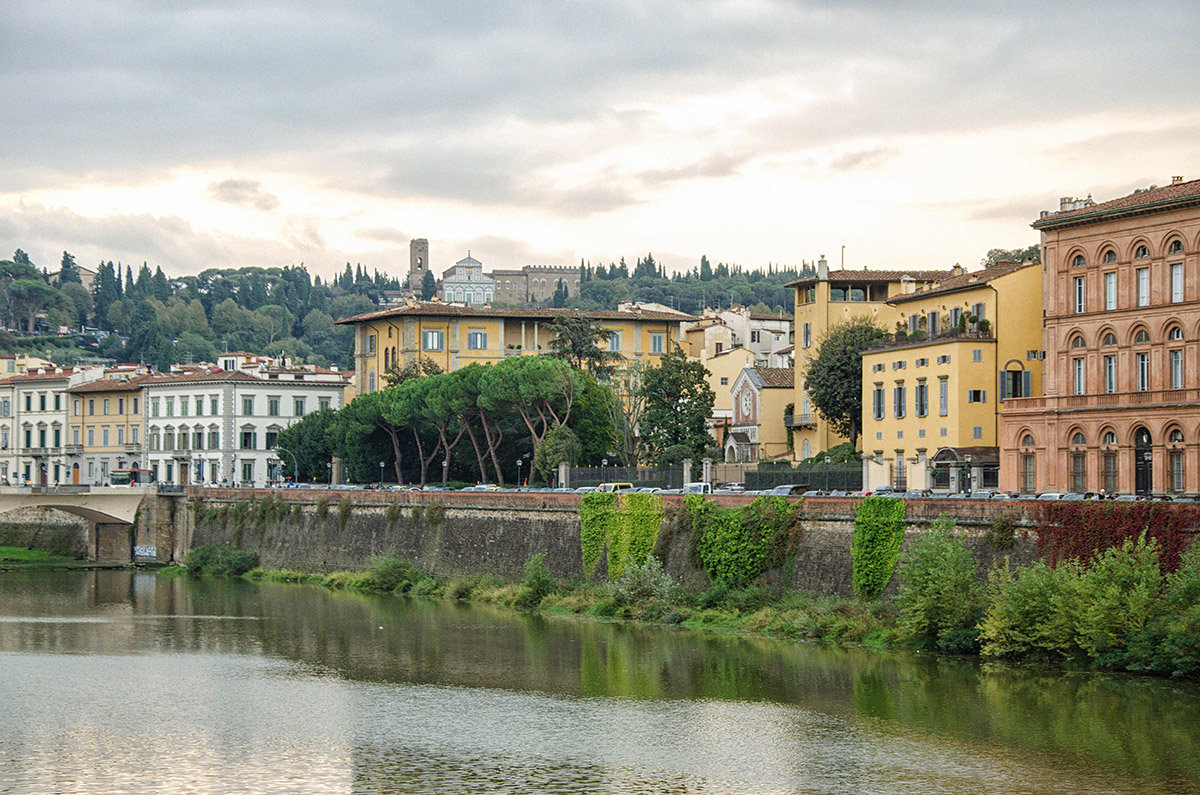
top-left (1036, 501), bottom-right (1200, 573)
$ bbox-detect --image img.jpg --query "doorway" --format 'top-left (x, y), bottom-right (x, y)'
top-left (1134, 427), bottom-right (1152, 496)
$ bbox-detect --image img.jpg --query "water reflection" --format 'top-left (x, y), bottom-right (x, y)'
top-left (0, 571), bottom-right (1196, 793)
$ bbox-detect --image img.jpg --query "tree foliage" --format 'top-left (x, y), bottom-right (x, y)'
top-left (803, 317), bottom-right (885, 448)
top-left (640, 348), bottom-right (714, 465)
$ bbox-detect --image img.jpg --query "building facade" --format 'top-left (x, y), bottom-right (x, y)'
top-left (440, 254), bottom-right (495, 305)
top-left (0, 367), bottom-right (95, 485)
top-left (1000, 178), bottom-right (1200, 495)
top-left (340, 300), bottom-right (693, 395)
top-left (860, 260), bottom-right (1043, 491)
top-left (790, 258), bottom-right (955, 459)
top-left (725, 367), bottom-right (794, 463)
top-left (491, 265), bottom-right (581, 305)
top-left (66, 367), bottom-right (150, 484)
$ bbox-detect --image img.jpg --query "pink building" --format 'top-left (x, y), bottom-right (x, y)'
top-left (999, 177), bottom-right (1200, 495)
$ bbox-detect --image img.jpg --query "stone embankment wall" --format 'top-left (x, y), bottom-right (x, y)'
top-left (186, 489), bottom-right (1043, 597)
top-left (0, 508), bottom-right (89, 556)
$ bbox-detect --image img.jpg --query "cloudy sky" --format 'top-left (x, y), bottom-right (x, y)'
top-left (2, 1), bottom-right (1198, 281)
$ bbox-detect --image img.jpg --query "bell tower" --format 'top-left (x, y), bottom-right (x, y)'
top-left (408, 238), bottom-right (429, 294)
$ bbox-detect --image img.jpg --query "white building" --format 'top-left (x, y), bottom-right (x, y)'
top-left (143, 368), bottom-right (348, 486)
top-left (0, 366), bottom-right (103, 485)
top-left (440, 254), bottom-right (495, 305)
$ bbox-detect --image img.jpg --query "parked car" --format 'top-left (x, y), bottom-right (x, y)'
top-left (902, 489), bottom-right (931, 499)
top-left (769, 484), bottom-right (807, 496)
top-left (597, 482), bottom-right (635, 493)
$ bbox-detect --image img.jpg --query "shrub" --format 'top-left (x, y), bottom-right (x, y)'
top-left (338, 499), bottom-right (353, 531)
top-left (516, 553), bottom-right (555, 609)
top-left (693, 495), bottom-right (797, 587)
top-left (987, 511), bottom-right (1018, 550)
top-left (424, 503), bottom-right (446, 526)
top-left (183, 544), bottom-right (260, 577)
top-left (315, 497), bottom-right (330, 519)
top-left (370, 555), bottom-right (424, 593)
top-left (979, 558), bottom-right (1087, 662)
top-left (1076, 534), bottom-right (1163, 669)
top-left (851, 496), bottom-right (905, 601)
top-left (894, 518), bottom-right (983, 653)
top-left (605, 556), bottom-right (681, 606)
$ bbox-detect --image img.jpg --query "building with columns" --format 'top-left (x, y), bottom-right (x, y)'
top-left (999, 177), bottom-right (1200, 495)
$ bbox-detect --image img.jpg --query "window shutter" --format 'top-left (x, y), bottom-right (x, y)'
top-left (998, 371), bottom-right (1007, 402)
top-left (1022, 370), bottom-right (1031, 396)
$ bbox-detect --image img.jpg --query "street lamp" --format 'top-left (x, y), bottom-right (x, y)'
top-left (379, 460), bottom-right (384, 489)
top-left (442, 458), bottom-right (449, 486)
top-left (824, 454), bottom-right (832, 493)
top-left (516, 457), bottom-right (523, 487)
top-left (326, 460), bottom-right (332, 484)
top-left (273, 446), bottom-right (299, 484)
top-left (964, 454), bottom-right (973, 493)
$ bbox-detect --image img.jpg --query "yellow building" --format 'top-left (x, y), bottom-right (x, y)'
top-left (338, 299), bottom-right (695, 394)
top-left (859, 260), bottom-right (1043, 492)
top-left (790, 257), bottom-right (955, 459)
top-left (0, 354), bottom-right (56, 376)
top-left (698, 346), bottom-right (756, 446)
top-left (726, 367), bottom-right (794, 462)
top-left (66, 372), bottom-right (148, 484)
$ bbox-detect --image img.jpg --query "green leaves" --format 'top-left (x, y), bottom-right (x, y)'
top-left (803, 317), bottom-right (885, 447)
top-left (692, 495), bottom-right (796, 587)
top-left (851, 496), bottom-right (905, 601)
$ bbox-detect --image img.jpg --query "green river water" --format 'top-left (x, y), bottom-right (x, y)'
top-left (1, 570), bottom-right (1197, 793)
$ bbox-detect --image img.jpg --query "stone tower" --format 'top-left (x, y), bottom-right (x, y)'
top-left (408, 238), bottom-right (429, 293)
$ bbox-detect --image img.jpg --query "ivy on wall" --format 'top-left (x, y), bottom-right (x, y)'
top-left (851, 496), bottom-right (906, 601)
top-left (1038, 501), bottom-right (1200, 573)
top-left (579, 492), bottom-right (663, 580)
top-left (690, 494), bottom-right (799, 586)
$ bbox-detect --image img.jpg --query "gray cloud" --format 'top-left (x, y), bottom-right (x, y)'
top-left (829, 147), bottom-right (899, 173)
top-left (206, 178), bottom-right (280, 211)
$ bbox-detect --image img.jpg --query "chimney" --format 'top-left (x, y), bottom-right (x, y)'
top-left (817, 255), bottom-right (828, 281)
top-left (951, 263), bottom-right (964, 277)
top-left (1173, 176), bottom-right (1184, 184)
top-left (1059, 197), bottom-right (1075, 211)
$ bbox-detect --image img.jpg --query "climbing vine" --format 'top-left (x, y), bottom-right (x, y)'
top-left (1038, 501), bottom-right (1199, 573)
top-left (578, 492), bottom-right (663, 580)
top-left (851, 496), bottom-right (906, 601)
top-left (691, 495), bottom-right (800, 586)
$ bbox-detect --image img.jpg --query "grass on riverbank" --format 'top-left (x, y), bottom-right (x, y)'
top-left (0, 546), bottom-right (82, 567)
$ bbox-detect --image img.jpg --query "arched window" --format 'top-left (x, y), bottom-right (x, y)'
top-left (1134, 329), bottom-right (1151, 344)
top-left (1135, 244), bottom-right (1150, 259)
top-left (1020, 435), bottom-right (1036, 492)
top-left (1022, 434), bottom-right (1035, 447)
top-left (1072, 254), bottom-right (1087, 268)
top-left (1103, 431), bottom-right (1117, 445)
top-left (1071, 335), bottom-right (1086, 348)
top-left (1169, 429), bottom-right (1185, 443)
top-left (1102, 249), bottom-right (1118, 263)
top-left (1102, 332), bottom-right (1117, 346)
top-left (1071, 432), bottom-right (1086, 446)
top-left (1168, 326), bottom-right (1184, 341)
top-left (1169, 240), bottom-right (1184, 255)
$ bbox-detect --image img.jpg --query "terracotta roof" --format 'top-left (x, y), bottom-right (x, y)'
top-left (1032, 178), bottom-right (1200, 229)
top-left (754, 367), bottom-right (794, 389)
top-left (66, 377), bottom-right (149, 394)
top-left (141, 370), bottom-right (264, 386)
top-left (887, 260), bottom-right (1036, 304)
top-left (336, 302), bottom-right (696, 325)
top-left (0, 367), bottom-right (91, 385)
top-left (748, 313), bottom-right (792, 322)
top-left (774, 344), bottom-right (794, 355)
top-left (787, 269), bottom-right (955, 288)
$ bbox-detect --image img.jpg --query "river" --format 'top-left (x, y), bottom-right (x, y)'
top-left (1, 570), bottom-right (1197, 794)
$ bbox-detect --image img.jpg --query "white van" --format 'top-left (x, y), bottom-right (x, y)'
top-left (682, 482), bottom-right (712, 494)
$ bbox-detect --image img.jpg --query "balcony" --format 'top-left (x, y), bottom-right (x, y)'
top-left (729, 423), bottom-right (759, 444)
top-left (1002, 388), bottom-right (1200, 414)
top-left (64, 444), bottom-right (84, 455)
top-left (123, 443), bottom-right (142, 454)
top-left (784, 413), bottom-right (816, 429)
top-left (866, 329), bottom-right (994, 353)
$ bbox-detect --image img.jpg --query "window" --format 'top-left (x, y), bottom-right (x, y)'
top-left (366, 333), bottom-right (376, 354)
top-left (937, 355), bottom-right (951, 364)
top-left (151, 398), bottom-right (159, 417)
top-left (750, 330), bottom-right (760, 344)
top-left (720, 377), bottom-right (728, 386)
top-left (1102, 249), bottom-right (1117, 264)
top-left (268, 397), bottom-right (280, 416)
top-left (88, 399), bottom-right (95, 416)
top-left (1135, 244), bottom-right (1150, 259)
top-left (938, 378), bottom-right (949, 416)
top-left (240, 430), bottom-right (257, 450)
top-left (23, 429), bottom-right (30, 448)
top-left (319, 397), bottom-right (331, 411)
top-left (1072, 254), bottom-right (1087, 268)
top-left (1072, 453), bottom-right (1086, 493)
top-left (99, 427), bottom-right (108, 446)
top-left (915, 358), bottom-right (928, 367)
top-left (194, 430), bottom-right (204, 450)
top-left (1171, 263), bottom-right (1184, 303)
top-left (242, 460), bottom-right (254, 484)
top-left (132, 427), bottom-right (139, 445)
top-left (803, 323), bottom-right (811, 348)
top-left (467, 329), bottom-right (487, 350)
top-left (1103, 430), bottom-right (1117, 445)
top-left (1136, 352), bottom-right (1150, 391)
top-left (1134, 329), bottom-right (1150, 344)
top-left (72, 428), bottom-right (79, 445)
top-left (117, 398), bottom-right (124, 415)
top-left (39, 394), bottom-right (45, 411)
top-left (1000, 369), bottom-right (1032, 400)
top-left (422, 329), bottom-right (444, 350)
top-left (1171, 450), bottom-right (1184, 493)
top-left (892, 361), bottom-right (905, 370)
top-left (265, 430), bottom-right (278, 449)
top-left (950, 307), bottom-right (961, 328)
top-left (893, 384), bottom-right (906, 418)
top-left (972, 349), bottom-right (982, 362)
top-left (209, 396), bottom-right (218, 415)
top-left (872, 384), bottom-right (884, 420)
top-left (1072, 358), bottom-right (1085, 394)
top-left (972, 302), bottom-right (986, 322)
top-left (294, 398), bottom-right (305, 416)
top-left (209, 429), bottom-right (219, 449)
top-left (915, 381), bottom-right (928, 417)
top-left (973, 426), bottom-right (983, 439)
top-left (1169, 326), bottom-right (1184, 341)
top-left (87, 428), bottom-right (94, 446)
top-left (650, 333), bottom-right (665, 354)
top-left (1103, 452), bottom-right (1118, 494)
top-left (1170, 240), bottom-right (1185, 255)
top-left (1171, 349), bottom-right (1183, 389)
top-left (928, 311), bottom-right (940, 335)
top-left (1103, 355), bottom-right (1117, 393)
top-left (23, 393), bottom-right (30, 412)
top-left (179, 398), bottom-right (187, 417)
top-left (872, 363), bottom-right (884, 372)
top-left (72, 399), bottom-right (79, 417)
top-left (165, 397), bottom-right (174, 417)
top-left (1071, 431), bottom-right (1086, 446)
top-left (1104, 272), bottom-right (1117, 310)
top-left (242, 396), bottom-right (254, 415)
top-left (368, 371), bottom-right (376, 392)
top-left (608, 332), bottom-right (622, 352)
top-left (1170, 429), bottom-right (1185, 443)
top-left (1102, 332), bottom-right (1117, 346)
top-left (195, 397), bottom-right (203, 416)
top-left (967, 389), bottom-right (987, 403)
top-left (1070, 336), bottom-right (1085, 349)
top-left (1136, 267), bottom-right (1149, 306)
top-left (1073, 276), bottom-right (1086, 313)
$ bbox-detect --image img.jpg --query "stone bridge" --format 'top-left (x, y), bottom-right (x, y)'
top-left (0, 486), bottom-right (187, 563)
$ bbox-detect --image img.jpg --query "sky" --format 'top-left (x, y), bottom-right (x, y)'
top-left (2, 1), bottom-right (1199, 283)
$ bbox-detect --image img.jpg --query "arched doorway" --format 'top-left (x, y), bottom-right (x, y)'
top-left (1134, 426), bottom-right (1152, 496)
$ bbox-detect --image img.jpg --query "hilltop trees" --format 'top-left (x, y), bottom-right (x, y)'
top-left (803, 317), bottom-right (886, 448)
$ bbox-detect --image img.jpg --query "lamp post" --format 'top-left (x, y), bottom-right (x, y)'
top-left (442, 458), bottom-right (449, 486)
top-left (964, 454), bottom-right (973, 493)
top-left (824, 455), bottom-right (832, 493)
top-left (379, 460), bottom-right (384, 489)
top-left (516, 457), bottom-right (523, 487)
top-left (326, 460), bottom-right (332, 485)
top-left (601, 457), bottom-right (608, 485)
top-left (273, 446), bottom-right (299, 484)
